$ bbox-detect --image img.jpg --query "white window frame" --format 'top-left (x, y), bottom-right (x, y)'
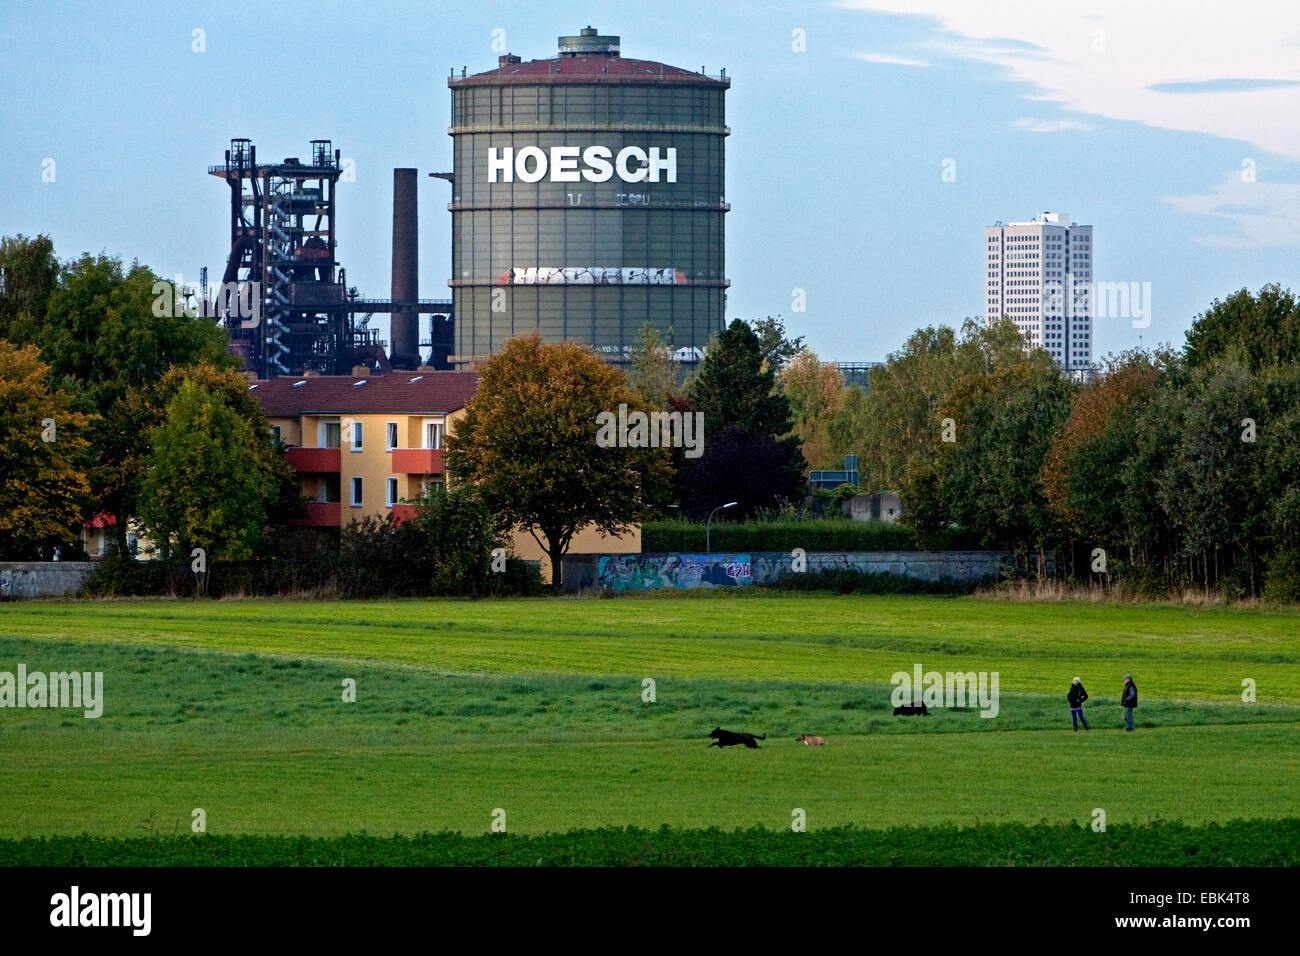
top-left (350, 420), bottom-right (364, 452)
top-left (350, 476), bottom-right (363, 507)
top-left (386, 421), bottom-right (398, 452)
top-left (386, 477), bottom-right (398, 508)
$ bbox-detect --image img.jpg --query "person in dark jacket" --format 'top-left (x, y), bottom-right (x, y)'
top-left (1067, 677), bottom-right (1090, 731)
top-left (1121, 674), bottom-right (1138, 731)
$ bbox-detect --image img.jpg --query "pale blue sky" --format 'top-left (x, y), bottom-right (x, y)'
top-left (4, 0), bottom-right (1300, 363)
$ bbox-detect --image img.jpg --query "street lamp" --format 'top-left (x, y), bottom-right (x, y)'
top-left (705, 501), bottom-right (737, 554)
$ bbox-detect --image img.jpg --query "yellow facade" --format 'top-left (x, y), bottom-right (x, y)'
top-left (266, 386), bottom-right (637, 582)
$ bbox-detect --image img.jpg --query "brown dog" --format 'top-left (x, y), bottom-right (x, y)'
top-left (794, 734), bottom-right (826, 746)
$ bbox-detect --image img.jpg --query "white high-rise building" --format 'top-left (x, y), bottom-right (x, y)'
top-left (985, 212), bottom-right (1093, 374)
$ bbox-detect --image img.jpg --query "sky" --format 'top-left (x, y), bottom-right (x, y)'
top-left (3, 0), bottom-right (1300, 363)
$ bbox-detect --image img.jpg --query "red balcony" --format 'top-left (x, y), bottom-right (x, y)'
top-left (292, 501), bottom-right (342, 527)
top-left (391, 448), bottom-right (444, 474)
top-left (391, 503), bottom-right (419, 526)
top-left (286, 446), bottom-right (341, 473)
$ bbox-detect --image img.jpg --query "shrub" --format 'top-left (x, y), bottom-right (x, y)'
top-left (643, 518), bottom-right (917, 553)
top-left (1265, 550), bottom-right (1300, 604)
top-left (82, 547), bottom-right (168, 596)
top-left (767, 568), bottom-right (980, 595)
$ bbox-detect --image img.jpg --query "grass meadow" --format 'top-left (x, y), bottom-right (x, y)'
top-left (1, 593), bottom-right (1297, 861)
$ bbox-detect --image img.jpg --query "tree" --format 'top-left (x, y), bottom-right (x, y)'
top-left (445, 333), bottom-right (670, 589)
top-left (846, 318), bottom-right (1031, 493)
top-left (147, 362), bottom-right (301, 528)
top-left (0, 235), bottom-right (59, 340)
top-left (1156, 360), bottom-right (1261, 593)
top-left (5, 249), bottom-right (233, 549)
top-left (626, 322), bottom-right (678, 409)
top-left (932, 360), bottom-right (1076, 559)
top-left (411, 484), bottom-right (502, 596)
top-left (0, 341), bottom-right (94, 557)
top-left (136, 380), bottom-right (274, 576)
top-left (683, 319), bottom-right (805, 517)
top-left (1184, 284), bottom-right (1300, 372)
top-left (1041, 350), bottom-right (1164, 550)
top-left (779, 348), bottom-right (846, 471)
top-left (747, 315), bottom-right (805, 373)
top-left (676, 427), bottom-right (806, 520)
top-left (690, 319), bottom-right (795, 437)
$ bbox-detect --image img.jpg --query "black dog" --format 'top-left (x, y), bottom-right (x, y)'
top-left (893, 703), bottom-right (930, 716)
top-left (708, 727), bottom-right (765, 748)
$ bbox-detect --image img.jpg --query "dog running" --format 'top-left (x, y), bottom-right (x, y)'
top-left (893, 703), bottom-right (930, 716)
top-left (708, 727), bottom-right (765, 748)
top-left (794, 734), bottom-right (826, 746)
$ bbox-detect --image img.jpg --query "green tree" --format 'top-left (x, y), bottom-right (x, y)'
top-left (5, 249), bottom-right (234, 548)
top-left (683, 319), bottom-right (805, 516)
top-left (626, 322), bottom-right (678, 409)
top-left (1041, 350), bottom-right (1164, 554)
top-left (1184, 284), bottom-right (1300, 372)
top-left (1157, 360), bottom-right (1262, 594)
top-left (933, 360), bottom-right (1076, 561)
top-left (411, 484), bottom-right (502, 595)
top-left (137, 380), bottom-right (273, 575)
top-left (0, 341), bottom-right (95, 557)
top-left (747, 315), bottom-right (805, 373)
top-left (689, 319), bottom-right (795, 437)
top-left (445, 333), bottom-right (670, 589)
top-left (779, 348), bottom-right (846, 472)
top-left (0, 235), bottom-right (59, 340)
top-left (850, 318), bottom-right (1031, 493)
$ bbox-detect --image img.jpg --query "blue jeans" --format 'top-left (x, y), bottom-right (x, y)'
top-left (1071, 707), bottom-right (1088, 730)
top-left (1124, 707), bottom-right (1135, 731)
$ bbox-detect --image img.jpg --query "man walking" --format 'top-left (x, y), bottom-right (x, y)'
top-left (1067, 677), bottom-right (1090, 732)
top-left (1121, 674), bottom-right (1138, 732)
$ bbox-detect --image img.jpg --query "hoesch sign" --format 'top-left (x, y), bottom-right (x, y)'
top-left (488, 146), bottom-right (677, 183)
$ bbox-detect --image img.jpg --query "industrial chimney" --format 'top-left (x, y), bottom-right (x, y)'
top-left (390, 168), bottom-right (420, 369)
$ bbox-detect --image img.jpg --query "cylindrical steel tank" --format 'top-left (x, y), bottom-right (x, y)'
top-left (447, 26), bottom-right (729, 369)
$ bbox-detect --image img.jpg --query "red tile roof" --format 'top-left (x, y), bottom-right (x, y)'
top-left (251, 372), bottom-right (479, 417)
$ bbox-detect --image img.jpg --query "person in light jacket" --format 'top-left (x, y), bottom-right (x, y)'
top-left (1121, 674), bottom-right (1138, 732)
top-left (1067, 677), bottom-right (1090, 732)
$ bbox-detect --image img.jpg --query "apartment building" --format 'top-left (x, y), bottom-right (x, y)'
top-left (251, 369), bottom-right (638, 578)
top-left (985, 211), bottom-right (1093, 375)
top-left (253, 371), bottom-right (479, 528)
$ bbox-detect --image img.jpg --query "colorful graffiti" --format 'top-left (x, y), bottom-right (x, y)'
top-left (597, 554), bottom-right (753, 591)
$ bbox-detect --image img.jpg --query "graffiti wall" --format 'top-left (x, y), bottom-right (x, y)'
top-left (597, 554), bottom-right (752, 591)
top-left (563, 551), bottom-right (1013, 593)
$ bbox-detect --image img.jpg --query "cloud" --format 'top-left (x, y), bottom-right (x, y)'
top-left (1165, 173), bottom-right (1300, 249)
top-left (1149, 78), bottom-right (1300, 95)
top-left (1011, 117), bottom-right (1092, 133)
top-left (853, 52), bottom-right (929, 67)
top-left (840, 1), bottom-right (1300, 160)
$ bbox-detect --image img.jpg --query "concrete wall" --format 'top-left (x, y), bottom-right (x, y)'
top-left (0, 562), bottom-right (95, 599)
top-left (846, 492), bottom-right (905, 523)
top-left (560, 551), bottom-right (1013, 593)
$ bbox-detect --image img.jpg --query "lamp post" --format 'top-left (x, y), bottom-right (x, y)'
top-left (705, 501), bottom-right (737, 554)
